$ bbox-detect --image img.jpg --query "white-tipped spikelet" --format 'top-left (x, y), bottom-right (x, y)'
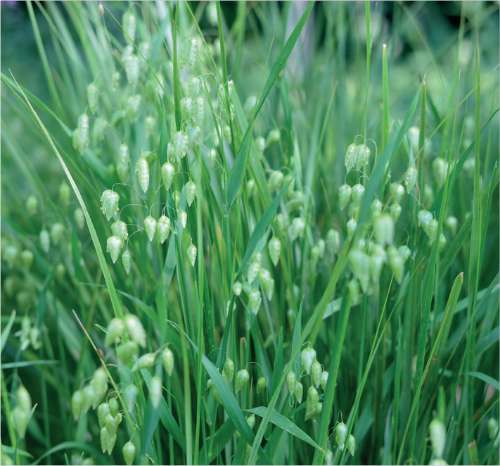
top-left (144, 216), bottom-right (157, 242)
top-left (338, 184), bottom-right (352, 210)
top-left (157, 216), bottom-right (171, 244)
top-left (179, 210), bottom-right (188, 229)
top-left (122, 249), bottom-right (131, 274)
top-left (432, 158), bottom-right (448, 188)
top-left (301, 346), bottom-right (316, 375)
top-left (122, 10), bottom-right (136, 44)
top-left (122, 441), bottom-right (136, 466)
top-left (269, 170), bottom-right (284, 191)
top-left (73, 113), bottom-right (89, 153)
top-left (429, 418), bottom-right (446, 459)
top-left (107, 236), bottom-right (122, 263)
top-left (161, 162), bottom-right (175, 190)
top-left (235, 369), bottom-right (250, 393)
top-left (162, 348), bottom-right (174, 376)
top-left (390, 183), bottom-right (405, 203)
top-left (374, 214), bottom-right (394, 245)
top-left (248, 289), bottom-right (262, 315)
top-left (311, 360), bottom-right (322, 388)
top-left (287, 371), bottom-right (297, 394)
top-left (268, 236), bottom-right (281, 266)
top-left (232, 281), bottom-right (242, 296)
top-left (124, 314), bottom-right (146, 347)
top-left (105, 318), bottom-right (125, 346)
top-left (101, 190), bottom-right (120, 221)
top-left (335, 422), bottom-right (348, 449)
top-left (136, 158), bottom-right (150, 193)
top-left (347, 434), bottom-right (356, 456)
top-left (187, 243), bottom-right (197, 266)
top-left (111, 220), bottom-right (128, 241)
top-left (134, 352), bottom-right (156, 370)
top-left (289, 217), bottom-right (305, 241)
top-left (349, 249), bottom-right (370, 293)
top-left (184, 181), bottom-right (196, 207)
top-left (320, 370), bottom-right (329, 390)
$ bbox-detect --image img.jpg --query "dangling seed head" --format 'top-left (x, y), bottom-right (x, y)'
top-left (71, 390), bottom-right (83, 420)
top-left (124, 314), bottom-right (146, 347)
top-left (232, 281), bottom-right (242, 296)
top-left (294, 381), bottom-right (304, 404)
top-left (123, 441), bottom-right (136, 466)
top-left (338, 184), bottom-right (352, 210)
top-left (144, 216), bottom-right (157, 242)
top-left (134, 352), bottom-right (156, 370)
top-left (223, 358), bottom-right (235, 382)
top-left (162, 347), bottom-right (174, 376)
top-left (235, 369), bottom-right (250, 393)
top-left (301, 346), bottom-right (316, 375)
top-left (287, 371), bottom-right (297, 394)
top-left (289, 217), bottom-right (305, 241)
top-left (106, 236), bottom-right (123, 263)
top-left (347, 434), bottom-right (356, 456)
top-left (311, 360), bottom-right (322, 388)
top-left (122, 249), bottom-right (131, 274)
top-left (374, 214), bottom-right (394, 245)
top-left (105, 318), bottom-right (125, 346)
top-left (184, 181), bottom-right (196, 207)
top-left (117, 341), bottom-right (139, 365)
top-left (136, 158), bottom-right (150, 193)
top-left (335, 422), bottom-right (348, 449)
top-left (187, 243), bottom-right (197, 267)
top-left (429, 418), bottom-right (446, 458)
top-left (161, 162), bottom-right (175, 190)
top-left (248, 289), bottom-right (262, 315)
top-left (320, 370), bottom-right (329, 390)
top-left (111, 220), bottom-right (128, 241)
top-left (101, 190), bottom-right (120, 221)
top-left (150, 375), bottom-right (162, 408)
top-left (157, 216), bottom-right (171, 244)
top-left (268, 237), bottom-right (281, 266)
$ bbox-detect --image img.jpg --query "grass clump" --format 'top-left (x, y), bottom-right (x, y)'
top-left (1, 2), bottom-right (499, 465)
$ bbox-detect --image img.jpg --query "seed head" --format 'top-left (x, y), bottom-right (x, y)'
top-left (305, 386), bottom-right (319, 420)
top-left (311, 360), bottom-right (322, 388)
top-left (157, 216), bottom-right (171, 244)
top-left (122, 10), bottom-right (136, 44)
top-left (289, 217), bottom-right (305, 241)
top-left (162, 347), bottom-right (174, 376)
top-left (257, 376), bottom-right (267, 397)
top-left (101, 190), bottom-right (120, 221)
top-left (349, 249), bottom-right (370, 293)
top-left (429, 418), bottom-right (446, 458)
top-left (320, 370), bottom-right (329, 390)
top-left (106, 236), bottom-right (122, 263)
top-left (134, 352), bottom-right (156, 370)
top-left (72, 390), bottom-right (83, 420)
top-left (347, 434), bottom-right (356, 456)
top-left (404, 165), bottom-right (418, 191)
top-left (269, 170), bottom-right (284, 191)
top-left (74, 208), bottom-right (85, 230)
top-left (235, 369), bottom-right (250, 393)
top-left (136, 158), bottom-right (150, 193)
top-left (40, 229), bottom-right (50, 253)
top-left (294, 381), bottom-right (304, 404)
top-left (184, 181), bottom-right (197, 207)
top-left (335, 422), bottom-right (348, 449)
top-left (338, 184), bottom-right (351, 210)
top-left (150, 375), bottom-right (162, 408)
top-left (161, 162), bottom-right (175, 190)
top-left (97, 402), bottom-right (110, 428)
top-left (445, 216), bottom-right (457, 235)
top-left (301, 346), bottom-right (316, 375)
top-left (117, 341), bottom-right (139, 366)
top-left (144, 216), bottom-right (157, 242)
top-left (374, 214), bottom-right (394, 245)
top-left (123, 441), bottom-right (136, 466)
top-left (26, 195), bottom-right (38, 215)
top-left (122, 249), bottom-right (132, 274)
top-left (232, 281), bottom-right (242, 296)
top-left (111, 220), bottom-right (128, 241)
top-left (287, 371), bottom-right (297, 394)
top-left (432, 158), bottom-right (448, 188)
top-left (248, 289), bottom-right (262, 315)
top-left (124, 314), bottom-right (146, 348)
top-left (105, 318), bottom-right (125, 346)
top-left (223, 358), bottom-right (235, 382)
top-left (12, 407), bottom-right (30, 439)
top-left (187, 243), bottom-right (197, 267)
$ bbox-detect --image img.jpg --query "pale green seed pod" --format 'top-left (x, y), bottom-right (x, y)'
top-left (106, 236), bottom-right (123, 264)
top-left (320, 371), bottom-right (329, 390)
top-left (418, 210), bottom-right (433, 227)
top-left (311, 361), bottom-right (322, 388)
top-left (144, 216), bottom-right (157, 242)
top-left (425, 219), bottom-right (439, 243)
top-left (248, 289), bottom-right (262, 315)
top-left (289, 217), bottom-right (305, 241)
top-left (326, 229), bottom-right (340, 256)
top-left (160, 162), bottom-right (175, 191)
top-left (91, 368), bottom-right (108, 401)
top-left (349, 249), bottom-right (370, 293)
top-left (187, 243), bottom-right (197, 267)
top-left (356, 144), bottom-right (370, 170)
top-left (162, 348), bottom-right (174, 376)
top-left (256, 376), bottom-right (267, 397)
top-left (294, 381), bottom-right (303, 404)
top-left (267, 129), bottom-right (281, 145)
top-left (74, 208), bottom-right (85, 230)
top-left (72, 390), bottom-right (83, 420)
top-left (50, 223), bottom-right (65, 244)
top-left (347, 434), bottom-right (356, 456)
top-left (325, 449), bottom-right (333, 465)
top-left (117, 341), bottom-right (139, 365)
top-left (374, 214), bottom-right (394, 245)
top-left (268, 237), bottom-right (281, 267)
top-left (82, 384), bottom-right (97, 412)
top-left (87, 83), bottom-right (98, 113)
top-left (371, 199), bottom-right (383, 218)
top-left (301, 346), bottom-right (316, 375)
top-left (104, 413), bottom-right (117, 432)
top-left (247, 414), bottom-right (256, 429)
top-left (405, 165), bottom-right (418, 192)
top-left (73, 113), bottom-right (89, 153)
top-left (101, 190), bottom-right (120, 221)
top-left (108, 397), bottom-right (119, 416)
top-left (247, 260), bottom-right (260, 284)
top-left (430, 459), bottom-right (448, 466)
top-left (26, 195), bottom-right (38, 216)
top-left (429, 418), bottom-right (446, 458)
top-left (445, 216), bottom-right (458, 235)
top-left (390, 183), bottom-right (405, 203)
top-left (335, 422), bottom-right (348, 448)
top-left (232, 281), bottom-right (242, 296)
top-left (488, 418), bottom-right (499, 440)
top-left (124, 384), bottom-right (138, 414)
top-left (125, 314), bottom-right (146, 347)
top-left (179, 210), bottom-right (187, 229)
top-left (259, 269), bottom-right (274, 301)
top-left (390, 203), bottom-right (402, 221)
top-left (55, 263), bottom-right (65, 281)
top-left (122, 249), bottom-right (132, 274)
top-left (20, 250), bottom-right (34, 269)
top-left (369, 245), bottom-right (386, 285)
top-left (59, 182), bottom-right (71, 207)
top-left (111, 220), bottom-right (128, 241)
top-left (287, 371), bottom-right (297, 394)
top-left (338, 184), bottom-right (351, 210)
top-left (305, 386), bottom-right (319, 420)
top-left (346, 218), bottom-right (357, 238)
top-left (223, 358), bottom-right (235, 382)
top-left (105, 318), bottom-right (125, 346)
top-left (184, 181), bottom-right (197, 207)
top-left (150, 375), bottom-right (162, 408)
top-left (12, 406), bottom-right (29, 439)
top-left (255, 136), bottom-right (266, 152)
top-left (269, 170), bottom-right (284, 192)
top-left (15, 386), bottom-right (31, 412)
top-left (122, 10), bottom-right (136, 44)
top-left (134, 352), bottom-right (156, 370)
top-left (398, 245), bottom-right (411, 262)
top-left (136, 158), bottom-right (150, 193)
top-left (348, 279), bottom-right (360, 305)
top-left (117, 144), bottom-right (130, 182)
top-left (235, 369), bottom-right (250, 393)
top-left (40, 229), bottom-right (50, 253)
top-left (344, 143), bottom-right (358, 173)
top-left (100, 426), bottom-right (117, 454)
top-left (432, 158), bottom-right (448, 188)
top-left (123, 441), bottom-right (136, 466)
top-left (388, 247), bottom-right (404, 284)
top-left (157, 216), bottom-right (171, 244)
top-left (97, 402), bottom-right (110, 428)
